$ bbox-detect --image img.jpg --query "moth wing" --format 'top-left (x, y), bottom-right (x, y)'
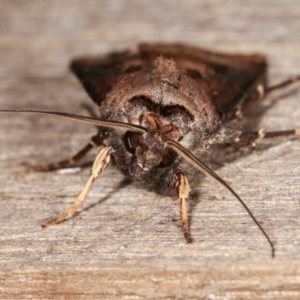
top-left (70, 50), bottom-right (142, 105)
top-left (71, 44), bottom-right (267, 116)
top-left (138, 43), bottom-right (268, 115)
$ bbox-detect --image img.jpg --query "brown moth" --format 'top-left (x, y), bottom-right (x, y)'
top-left (1, 43), bottom-right (299, 257)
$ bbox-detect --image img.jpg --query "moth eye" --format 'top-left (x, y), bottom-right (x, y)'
top-left (124, 132), bottom-right (141, 154)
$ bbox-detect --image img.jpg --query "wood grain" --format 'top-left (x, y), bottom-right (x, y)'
top-left (0, 0), bottom-right (300, 299)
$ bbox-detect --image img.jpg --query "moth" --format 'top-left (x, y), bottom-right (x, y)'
top-left (1, 43), bottom-right (299, 257)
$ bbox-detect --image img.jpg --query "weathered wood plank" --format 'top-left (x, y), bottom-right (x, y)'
top-left (0, 0), bottom-right (300, 298)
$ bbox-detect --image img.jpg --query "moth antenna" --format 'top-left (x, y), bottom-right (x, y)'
top-left (166, 139), bottom-right (275, 257)
top-left (0, 109), bottom-right (147, 134)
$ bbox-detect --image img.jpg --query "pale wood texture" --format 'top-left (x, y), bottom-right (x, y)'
top-left (0, 1), bottom-right (300, 299)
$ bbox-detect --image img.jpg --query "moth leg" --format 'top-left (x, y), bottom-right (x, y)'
top-left (175, 172), bottom-right (193, 243)
top-left (41, 146), bottom-right (113, 228)
top-left (32, 133), bottom-right (106, 172)
top-left (266, 75), bottom-right (300, 94)
top-left (236, 128), bottom-right (300, 148)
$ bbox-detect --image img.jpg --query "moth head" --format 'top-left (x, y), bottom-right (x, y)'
top-left (121, 110), bottom-right (180, 179)
top-left (123, 129), bottom-right (178, 179)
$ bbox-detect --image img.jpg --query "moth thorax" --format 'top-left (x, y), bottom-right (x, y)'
top-left (152, 56), bottom-right (181, 87)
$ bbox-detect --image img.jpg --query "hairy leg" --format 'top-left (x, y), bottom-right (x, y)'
top-left (175, 172), bottom-right (192, 243)
top-left (42, 146), bottom-right (113, 227)
top-left (32, 132), bottom-right (107, 171)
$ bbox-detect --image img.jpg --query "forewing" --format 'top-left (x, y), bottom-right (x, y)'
top-left (70, 51), bottom-right (142, 105)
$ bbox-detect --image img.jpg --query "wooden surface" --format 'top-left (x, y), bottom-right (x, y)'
top-left (0, 1), bottom-right (300, 299)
